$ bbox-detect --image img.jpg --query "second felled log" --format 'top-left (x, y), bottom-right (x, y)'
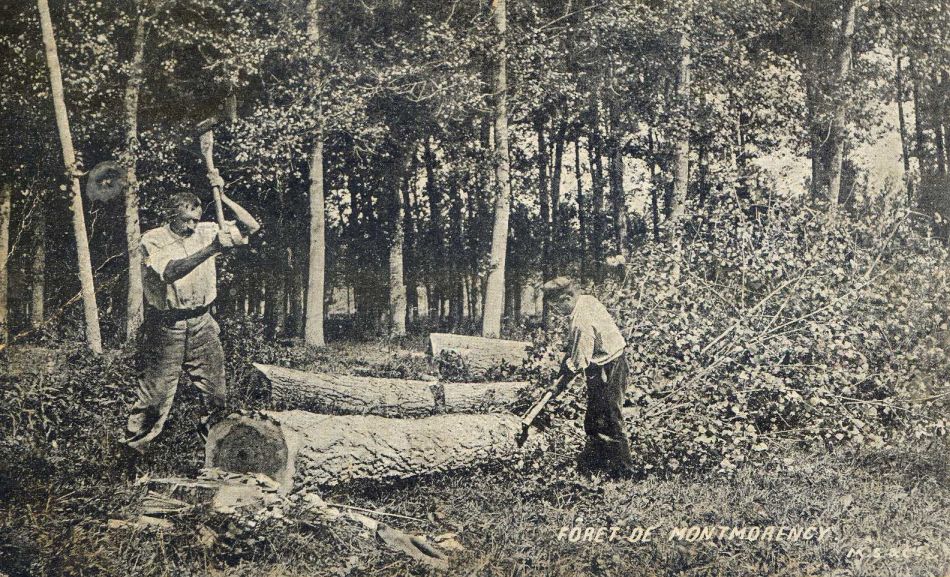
top-left (429, 333), bottom-right (532, 374)
top-left (206, 411), bottom-right (526, 488)
top-left (256, 363), bottom-right (531, 416)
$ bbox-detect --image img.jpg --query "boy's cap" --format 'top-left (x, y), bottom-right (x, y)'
top-left (540, 276), bottom-right (574, 294)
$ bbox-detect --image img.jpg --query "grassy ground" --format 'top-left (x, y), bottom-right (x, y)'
top-left (1, 335), bottom-right (949, 577)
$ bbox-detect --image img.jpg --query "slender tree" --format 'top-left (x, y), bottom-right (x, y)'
top-left (31, 203), bottom-right (45, 329)
top-left (826, 0), bottom-right (857, 209)
top-left (36, 0), bottom-right (102, 353)
top-left (123, 8), bottom-right (146, 340)
top-left (304, 0), bottom-right (326, 347)
top-left (482, 0), bottom-right (511, 338)
top-left (0, 183), bottom-right (9, 344)
top-left (668, 11), bottom-right (692, 224)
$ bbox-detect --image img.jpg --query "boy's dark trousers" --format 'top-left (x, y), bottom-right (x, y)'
top-left (583, 353), bottom-right (634, 474)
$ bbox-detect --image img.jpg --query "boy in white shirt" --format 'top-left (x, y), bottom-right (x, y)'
top-left (542, 276), bottom-right (634, 477)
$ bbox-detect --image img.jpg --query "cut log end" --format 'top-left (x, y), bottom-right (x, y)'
top-left (205, 415), bottom-right (296, 492)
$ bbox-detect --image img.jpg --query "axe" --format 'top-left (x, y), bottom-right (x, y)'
top-left (195, 116), bottom-right (226, 229)
top-left (517, 372), bottom-right (577, 443)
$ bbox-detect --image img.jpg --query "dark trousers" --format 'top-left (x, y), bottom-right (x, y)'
top-left (583, 353), bottom-right (633, 472)
top-left (124, 311), bottom-right (226, 452)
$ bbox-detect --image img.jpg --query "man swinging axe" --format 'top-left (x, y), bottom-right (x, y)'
top-left (121, 154), bottom-right (260, 455)
top-left (523, 277), bottom-right (635, 478)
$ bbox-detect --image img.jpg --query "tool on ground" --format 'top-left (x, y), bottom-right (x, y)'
top-left (195, 116), bottom-right (226, 229)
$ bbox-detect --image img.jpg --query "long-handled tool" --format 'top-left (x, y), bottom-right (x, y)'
top-left (195, 116), bottom-right (226, 229)
top-left (519, 372), bottom-right (577, 440)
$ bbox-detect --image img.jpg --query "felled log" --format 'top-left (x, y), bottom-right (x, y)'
top-left (257, 363), bottom-right (437, 417)
top-left (429, 333), bottom-right (531, 374)
top-left (206, 411), bottom-right (525, 488)
top-left (256, 363), bottom-right (531, 415)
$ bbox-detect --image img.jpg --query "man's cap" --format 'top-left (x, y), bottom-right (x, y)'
top-left (540, 276), bottom-right (575, 295)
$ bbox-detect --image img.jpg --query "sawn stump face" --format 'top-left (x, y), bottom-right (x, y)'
top-left (206, 415), bottom-right (297, 491)
top-left (215, 423), bottom-right (288, 479)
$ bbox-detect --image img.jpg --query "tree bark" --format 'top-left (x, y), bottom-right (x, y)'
top-left (388, 150), bottom-right (408, 337)
top-left (31, 204), bottom-right (45, 329)
top-left (588, 116), bottom-right (605, 278)
top-left (123, 11), bottom-right (146, 341)
top-left (896, 55), bottom-right (912, 201)
top-left (668, 17), bottom-right (691, 224)
top-left (304, 0), bottom-right (325, 347)
top-left (402, 153), bottom-right (418, 326)
top-left (448, 177), bottom-right (465, 329)
top-left (0, 183), bottom-right (9, 344)
top-left (36, 0), bottom-right (102, 353)
top-left (913, 69), bottom-right (930, 177)
top-left (550, 123), bottom-right (565, 273)
top-left (429, 332), bottom-right (531, 374)
top-left (607, 102), bottom-right (626, 258)
top-left (423, 136), bottom-right (443, 321)
top-left (826, 0), bottom-right (856, 209)
top-left (207, 411), bottom-right (526, 488)
top-left (482, 0), bottom-right (511, 338)
top-left (535, 118), bottom-right (551, 328)
top-left (256, 363), bottom-right (531, 416)
top-left (575, 138), bottom-right (586, 281)
top-left (931, 70), bottom-right (946, 175)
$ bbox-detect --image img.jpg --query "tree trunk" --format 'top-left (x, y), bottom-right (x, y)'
top-left (931, 70), bottom-right (946, 175)
top-left (36, 0), bottom-right (102, 353)
top-left (668, 17), bottom-right (691, 224)
top-left (402, 153), bottom-right (418, 326)
top-left (389, 151), bottom-right (407, 338)
top-left (535, 118), bottom-right (551, 327)
top-left (424, 136), bottom-right (443, 321)
top-left (448, 178), bottom-right (464, 329)
top-left (913, 69), bottom-right (929, 177)
top-left (482, 0), bottom-right (511, 338)
top-left (942, 71), bottom-right (950, 174)
top-left (123, 11), bottom-right (146, 341)
top-left (0, 183), bottom-right (10, 344)
top-left (896, 55), bottom-right (912, 201)
top-left (270, 261), bottom-right (288, 337)
top-left (31, 205), bottom-right (45, 329)
top-left (575, 138), bottom-right (586, 281)
top-left (607, 102), bottom-right (626, 258)
top-left (550, 123), bottom-right (565, 273)
top-left (206, 411), bottom-right (526, 489)
top-left (588, 117), bottom-right (605, 279)
top-left (303, 0), bottom-right (325, 347)
top-left (256, 363), bottom-right (531, 416)
top-left (826, 0), bottom-right (856, 209)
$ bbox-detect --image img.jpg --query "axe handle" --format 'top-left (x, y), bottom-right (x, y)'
top-left (199, 130), bottom-right (226, 229)
top-left (520, 391), bottom-right (554, 429)
top-left (520, 373), bottom-right (576, 429)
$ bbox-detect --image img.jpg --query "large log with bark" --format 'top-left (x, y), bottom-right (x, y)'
top-left (256, 363), bottom-right (531, 416)
top-left (429, 333), bottom-right (531, 374)
top-left (206, 411), bottom-right (525, 488)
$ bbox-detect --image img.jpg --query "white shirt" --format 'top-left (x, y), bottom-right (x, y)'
top-left (141, 221), bottom-right (244, 310)
top-left (564, 295), bottom-right (627, 373)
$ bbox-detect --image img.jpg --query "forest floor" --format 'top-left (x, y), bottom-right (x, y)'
top-left (1, 333), bottom-right (949, 577)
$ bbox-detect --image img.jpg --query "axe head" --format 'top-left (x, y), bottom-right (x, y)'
top-left (194, 116), bottom-right (219, 136)
top-left (196, 116), bottom-right (218, 165)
